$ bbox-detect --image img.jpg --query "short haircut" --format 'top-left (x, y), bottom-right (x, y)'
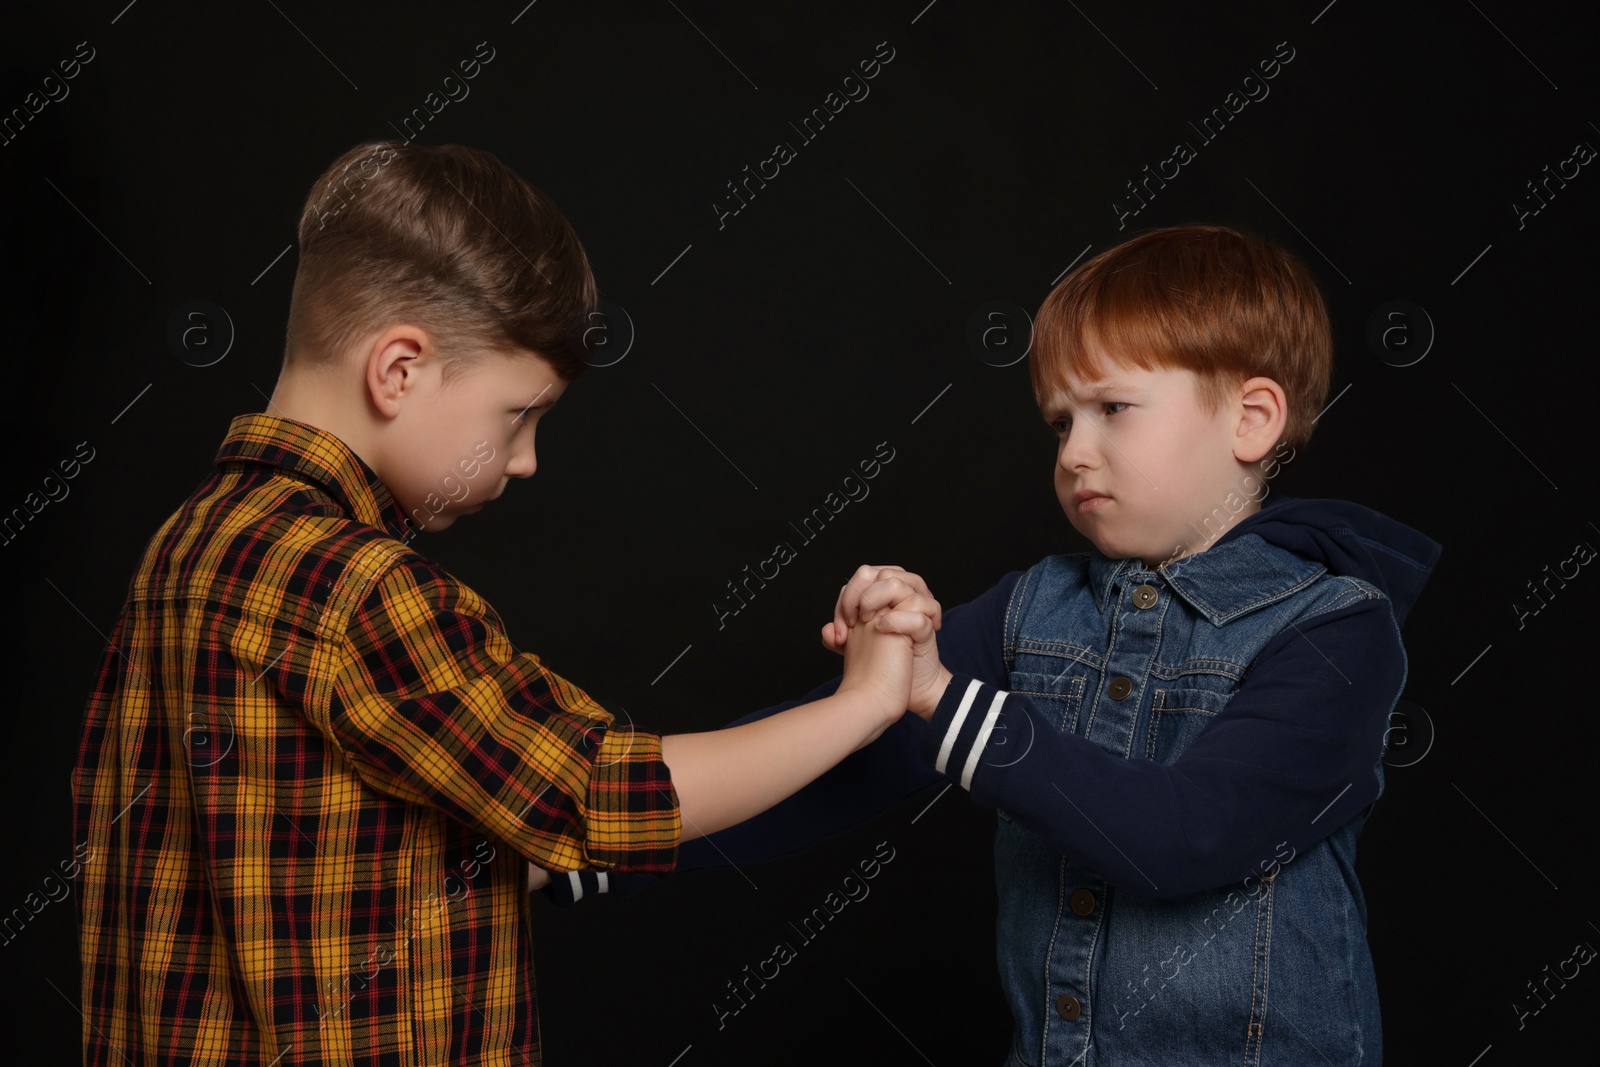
top-left (282, 140), bottom-right (598, 383)
top-left (1030, 224), bottom-right (1331, 450)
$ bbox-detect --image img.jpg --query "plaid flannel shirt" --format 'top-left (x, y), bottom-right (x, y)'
top-left (71, 412), bottom-right (681, 1065)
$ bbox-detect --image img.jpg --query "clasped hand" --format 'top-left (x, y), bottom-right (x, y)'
top-left (524, 565), bottom-right (950, 896)
top-left (826, 564), bottom-right (950, 721)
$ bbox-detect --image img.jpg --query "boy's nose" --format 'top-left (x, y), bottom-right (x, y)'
top-left (503, 444), bottom-right (537, 478)
top-left (1058, 423), bottom-right (1096, 470)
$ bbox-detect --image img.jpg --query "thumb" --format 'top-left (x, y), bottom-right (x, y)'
top-left (820, 621), bottom-right (846, 653)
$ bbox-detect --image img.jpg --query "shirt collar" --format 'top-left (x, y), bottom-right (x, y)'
top-left (213, 413), bottom-right (413, 541)
top-left (1086, 501), bottom-right (1325, 626)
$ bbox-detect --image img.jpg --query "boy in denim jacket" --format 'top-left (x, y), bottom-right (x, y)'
top-left (564, 224), bottom-right (1440, 1066)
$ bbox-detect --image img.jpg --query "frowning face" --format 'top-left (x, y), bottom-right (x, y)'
top-left (1040, 344), bottom-right (1266, 570)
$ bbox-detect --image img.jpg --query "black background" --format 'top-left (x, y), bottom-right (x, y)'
top-left (3, 1), bottom-right (1597, 1064)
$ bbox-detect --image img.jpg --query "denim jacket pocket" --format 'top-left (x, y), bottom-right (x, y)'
top-left (1008, 670), bottom-right (1088, 732)
top-left (999, 672), bottom-right (1089, 824)
top-left (1145, 684), bottom-right (1234, 764)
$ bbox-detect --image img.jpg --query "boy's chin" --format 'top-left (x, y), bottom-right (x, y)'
top-left (1062, 514), bottom-right (1106, 549)
top-left (1075, 528), bottom-right (1142, 563)
top-left (406, 511), bottom-right (461, 535)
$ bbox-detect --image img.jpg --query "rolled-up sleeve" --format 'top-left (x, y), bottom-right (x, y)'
top-left (325, 556), bottom-right (680, 873)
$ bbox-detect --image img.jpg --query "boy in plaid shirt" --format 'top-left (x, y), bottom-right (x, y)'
top-left (71, 140), bottom-right (935, 1066)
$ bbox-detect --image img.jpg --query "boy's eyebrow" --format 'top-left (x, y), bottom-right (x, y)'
top-left (512, 383), bottom-right (555, 421)
top-left (1043, 379), bottom-right (1139, 414)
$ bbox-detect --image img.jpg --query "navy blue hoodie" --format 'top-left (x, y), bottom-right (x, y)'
top-left (545, 492), bottom-right (1440, 903)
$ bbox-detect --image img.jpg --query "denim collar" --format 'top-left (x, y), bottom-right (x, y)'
top-left (213, 413), bottom-right (413, 541)
top-left (1088, 533), bottom-right (1326, 626)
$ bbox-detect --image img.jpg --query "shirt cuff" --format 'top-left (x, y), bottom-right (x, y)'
top-left (542, 868), bottom-right (613, 905)
top-left (580, 728), bottom-right (682, 872)
top-left (918, 674), bottom-right (1010, 794)
top-left (538, 864), bottom-right (675, 906)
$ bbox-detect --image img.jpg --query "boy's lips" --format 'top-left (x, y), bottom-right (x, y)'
top-left (1074, 489), bottom-right (1111, 511)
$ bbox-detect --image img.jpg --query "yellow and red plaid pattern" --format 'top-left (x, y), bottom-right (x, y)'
top-left (72, 413), bottom-right (680, 1065)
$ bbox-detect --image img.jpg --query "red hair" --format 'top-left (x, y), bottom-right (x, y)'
top-left (1030, 225), bottom-right (1331, 449)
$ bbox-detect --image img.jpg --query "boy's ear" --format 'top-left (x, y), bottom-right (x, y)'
top-left (364, 325), bottom-right (433, 419)
top-left (1232, 376), bottom-right (1287, 464)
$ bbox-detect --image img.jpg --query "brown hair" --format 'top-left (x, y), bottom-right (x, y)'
top-left (1030, 224), bottom-right (1331, 450)
top-left (282, 140), bottom-right (598, 383)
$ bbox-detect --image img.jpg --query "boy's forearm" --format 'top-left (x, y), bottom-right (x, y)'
top-left (661, 688), bottom-right (889, 841)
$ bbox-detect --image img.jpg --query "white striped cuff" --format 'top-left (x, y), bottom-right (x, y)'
top-left (934, 678), bottom-right (1010, 791)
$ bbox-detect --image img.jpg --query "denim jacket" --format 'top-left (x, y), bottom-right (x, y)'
top-left (922, 494), bottom-right (1440, 1066)
top-left (550, 494), bottom-right (1441, 1066)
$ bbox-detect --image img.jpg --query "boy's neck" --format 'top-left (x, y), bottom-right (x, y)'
top-left (1145, 479), bottom-right (1269, 571)
top-left (266, 370), bottom-right (382, 474)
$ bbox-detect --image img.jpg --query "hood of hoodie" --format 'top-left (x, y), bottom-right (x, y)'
top-left (1211, 492), bottom-right (1442, 629)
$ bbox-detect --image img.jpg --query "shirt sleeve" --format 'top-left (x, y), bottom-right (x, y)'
top-left (327, 555), bottom-right (681, 874)
top-left (920, 595), bottom-right (1406, 899)
top-left (537, 571), bottom-right (1024, 905)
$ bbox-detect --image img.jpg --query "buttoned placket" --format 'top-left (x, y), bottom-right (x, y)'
top-left (1042, 565), bottom-right (1166, 1057)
